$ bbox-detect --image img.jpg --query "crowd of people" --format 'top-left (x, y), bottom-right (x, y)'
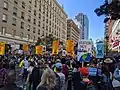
top-left (0, 53), bottom-right (120, 90)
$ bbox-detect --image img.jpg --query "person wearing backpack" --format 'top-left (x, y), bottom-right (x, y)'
top-left (55, 62), bottom-right (65, 90)
top-left (31, 60), bottom-right (44, 90)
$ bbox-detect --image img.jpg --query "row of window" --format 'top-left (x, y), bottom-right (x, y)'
top-left (1, 27), bottom-right (36, 40)
top-left (1, 26), bottom-right (60, 40)
top-left (3, 0), bottom-right (66, 24)
top-left (2, 12), bottom-right (61, 33)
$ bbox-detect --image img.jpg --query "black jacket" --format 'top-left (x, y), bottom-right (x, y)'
top-left (0, 83), bottom-right (22, 90)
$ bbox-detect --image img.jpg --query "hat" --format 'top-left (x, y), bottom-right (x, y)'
top-left (104, 58), bottom-right (113, 64)
top-left (55, 63), bottom-right (62, 68)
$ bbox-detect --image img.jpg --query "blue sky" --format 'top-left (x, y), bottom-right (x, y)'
top-left (57, 0), bottom-right (105, 43)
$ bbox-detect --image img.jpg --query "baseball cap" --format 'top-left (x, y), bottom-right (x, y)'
top-left (55, 62), bottom-right (62, 69)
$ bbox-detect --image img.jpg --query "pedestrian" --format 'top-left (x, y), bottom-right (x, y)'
top-left (31, 60), bottom-right (44, 90)
top-left (26, 61), bottom-right (35, 90)
top-left (0, 60), bottom-right (8, 88)
top-left (0, 70), bottom-right (22, 90)
top-left (113, 61), bottom-right (120, 90)
top-left (55, 62), bottom-right (65, 90)
top-left (22, 57), bottom-right (29, 81)
top-left (37, 65), bottom-right (56, 90)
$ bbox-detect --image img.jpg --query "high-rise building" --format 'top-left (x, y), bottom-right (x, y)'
top-left (0, 0), bottom-right (67, 44)
top-left (75, 13), bottom-right (89, 40)
top-left (67, 19), bottom-right (80, 44)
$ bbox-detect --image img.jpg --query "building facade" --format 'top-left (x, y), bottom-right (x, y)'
top-left (75, 13), bottom-right (89, 40)
top-left (67, 19), bottom-right (80, 44)
top-left (109, 19), bottom-right (120, 52)
top-left (0, 0), bottom-right (67, 44)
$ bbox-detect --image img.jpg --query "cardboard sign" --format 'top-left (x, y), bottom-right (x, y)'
top-left (52, 40), bottom-right (59, 55)
top-left (36, 45), bottom-right (43, 55)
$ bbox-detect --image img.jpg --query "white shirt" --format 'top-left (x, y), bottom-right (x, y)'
top-left (24, 60), bottom-right (28, 69)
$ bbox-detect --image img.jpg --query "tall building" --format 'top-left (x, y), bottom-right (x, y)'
top-left (67, 19), bottom-right (80, 44)
top-left (0, 0), bottom-right (67, 44)
top-left (75, 13), bottom-right (89, 40)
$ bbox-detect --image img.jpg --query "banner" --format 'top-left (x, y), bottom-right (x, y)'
top-left (66, 40), bottom-right (74, 56)
top-left (0, 42), bottom-right (5, 55)
top-left (36, 45), bottom-right (43, 55)
top-left (23, 44), bottom-right (28, 52)
top-left (52, 40), bottom-right (59, 55)
top-left (77, 40), bottom-right (92, 62)
top-left (96, 42), bottom-right (104, 58)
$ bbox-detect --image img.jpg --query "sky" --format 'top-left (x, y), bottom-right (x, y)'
top-left (57, 0), bottom-right (105, 43)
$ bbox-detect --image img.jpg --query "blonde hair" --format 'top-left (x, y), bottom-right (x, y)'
top-left (38, 67), bottom-right (56, 89)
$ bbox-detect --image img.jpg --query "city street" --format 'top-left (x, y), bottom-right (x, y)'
top-left (0, 0), bottom-right (120, 90)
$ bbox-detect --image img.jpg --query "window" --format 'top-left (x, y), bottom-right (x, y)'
top-left (38, 21), bottom-right (40, 27)
top-left (50, 13), bottom-right (51, 19)
top-left (49, 27), bottom-right (51, 32)
top-left (33, 36), bottom-right (35, 40)
top-left (43, 16), bottom-right (45, 21)
top-left (1, 27), bottom-right (6, 35)
top-left (42, 24), bottom-right (45, 29)
top-left (34, 0), bottom-right (37, 7)
top-left (46, 19), bottom-right (48, 24)
top-left (27, 34), bottom-right (30, 40)
top-left (14, 0), bottom-right (18, 4)
top-left (46, 26), bottom-right (48, 31)
top-left (20, 32), bottom-right (23, 38)
top-left (3, 1), bottom-right (8, 10)
top-left (21, 12), bottom-right (25, 19)
top-left (42, 31), bottom-right (44, 36)
top-left (22, 1), bottom-right (25, 9)
top-left (33, 27), bottom-right (36, 33)
top-left (29, 0), bottom-right (32, 3)
top-left (28, 15), bottom-right (31, 22)
top-left (13, 7), bottom-right (17, 16)
top-left (34, 10), bottom-right (36, 16)
top-left (39, 5), bottom-right (41, 12)
top-left (33, 19), bottom-right (36, 25)
top-left (27, 25), bottom-right (30, 31)
top-left (39, 14), bottom-right (41, 19)
top-left (2, 14), bottom-right (7, 22)
top-left (12, 29), bottom-right (16, 37)
top-left (21, 22), bottom-right (24, 29)
top-left (28, 6), bottom-right (31, 13)
top-left (49, 21), bottom-right (51, 26)
top-left (46, 12), bottom-right (48, 17)
top-left (12, 18), bottom-right (16, 26)
top-left (43, 7), bottom-right (45, 14)
top-left (38, 29), bottom-right (40, 35)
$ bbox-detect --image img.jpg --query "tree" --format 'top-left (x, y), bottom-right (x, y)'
top-left (94, 0), bottom-right (120, 23)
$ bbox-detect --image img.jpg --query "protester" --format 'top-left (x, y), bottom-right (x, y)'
top-left (0, 60), bottom-right (8, 88)
top-left (0, 70), bottom-right (22, 90)
top-left (26, 61), bottom-right (35, 90)
top-left (55, 62), bottom-right (65, 90)
top-left (113, 61), bottom-right (120, 90)
top-left (37, 65), bottom-right (56, 90)
top-left (31, 60), bottom-right (44, 90)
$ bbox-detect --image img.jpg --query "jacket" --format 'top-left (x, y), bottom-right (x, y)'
top-left (114, 68), bottom-right (120, 81)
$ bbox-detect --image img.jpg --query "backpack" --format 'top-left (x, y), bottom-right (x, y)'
top-left (54, 72), bottom-right (60, 90)
top-left (31, 67), bottom-right (43, 83)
